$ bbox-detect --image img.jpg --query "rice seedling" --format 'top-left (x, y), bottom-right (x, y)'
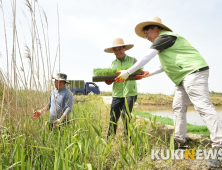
top-left (93, 67), bottom-right (143, 76)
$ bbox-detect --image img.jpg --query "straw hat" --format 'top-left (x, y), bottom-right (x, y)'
top-left (104, 38), bottom-right (134, 53)
top-left (135, 16), bottom-right (172, 39)
top-left (52, 73), bottom-right (70, 84)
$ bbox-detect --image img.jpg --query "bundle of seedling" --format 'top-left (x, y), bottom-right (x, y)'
top-left (92, 66), bottom-right (144, 82)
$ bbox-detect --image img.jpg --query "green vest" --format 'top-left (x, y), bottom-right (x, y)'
top-left (158, 30), bottom-right (208, 85)
top-left (111, 55), bottom-right (138, 97)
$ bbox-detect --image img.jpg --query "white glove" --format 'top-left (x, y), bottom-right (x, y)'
top-left (53, 114), bottom-right (66, 128)
top-left (55, 118), bottom-right (61, 123)
top-left (53, 118), bottom-right (61, 128)
top-left (115, 70), bottom-right (129, 82)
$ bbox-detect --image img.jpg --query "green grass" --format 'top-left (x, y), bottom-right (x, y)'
top-left (0, 92), bottom-right (212, 169)
top-left (134, 111), bottom-right (210, 135)
top-left (0, 95), bottom-right (166, 169)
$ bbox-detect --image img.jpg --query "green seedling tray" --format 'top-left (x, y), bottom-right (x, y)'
top-left (92, 72), bottom-right (143, 82)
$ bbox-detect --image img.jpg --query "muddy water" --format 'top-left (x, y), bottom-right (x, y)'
top-left (135, 105), bottom-right (222, 126)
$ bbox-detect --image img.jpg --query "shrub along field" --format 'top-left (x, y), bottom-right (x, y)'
top-left (101, 91), bottom-right (222, 106)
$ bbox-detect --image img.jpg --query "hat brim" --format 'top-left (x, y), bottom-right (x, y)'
top-left (104, 44), bottom-right (134, 53)
top-left (52, 76), bottom-right (70, 84)
top-left (135, 21), bottom-right (172, 39)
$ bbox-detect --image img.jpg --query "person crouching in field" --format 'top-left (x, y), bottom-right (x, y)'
top-left (104, 38), bottom-right (138, 141)
top-left (32, 73), bottom-right (74, 130)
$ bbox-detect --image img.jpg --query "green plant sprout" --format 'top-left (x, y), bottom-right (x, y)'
top-left (93, 67), bottom-right (143, 76)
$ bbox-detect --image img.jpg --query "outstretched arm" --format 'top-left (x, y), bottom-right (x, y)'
top-left (149, 65), bottom-right (164, 76)
top-left (32, 105), bottom-right (49, 119)
top-left (115, 49), bottom-right (159, 82)
top-left (128, 49), bottom-right (159, 74)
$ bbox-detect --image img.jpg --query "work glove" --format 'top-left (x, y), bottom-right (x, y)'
top-left (32, 110), bottom-right (41, 119)
top-left (134, 71), bottom-right (150, 79)
top-left (105, 80), bottom-right (114, 85)
top-left (53, 118), bottom-right (61, 128)
top-left (114, 70), bottom-right (129, 82)
top-left (53, 114), bottom-right (67, 128)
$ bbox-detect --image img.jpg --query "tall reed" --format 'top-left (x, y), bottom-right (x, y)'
top-left (0, 0), bottom-right (56, 168)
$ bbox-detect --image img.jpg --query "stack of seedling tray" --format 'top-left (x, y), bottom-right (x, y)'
top-left (92, 67), bottom-right (143, 82)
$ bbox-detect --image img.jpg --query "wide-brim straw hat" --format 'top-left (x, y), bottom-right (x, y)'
top-left (135, 16), bottom-right (172, 39)
top-left (52, 73), bottom-right (70, 84)
top-left (104, 38), bottom-right (134, 53)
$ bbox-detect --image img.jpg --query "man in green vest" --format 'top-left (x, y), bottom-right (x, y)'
top-left (115, 17), bottom-right (222, 168)
top-left (104, 37), bottom-right (138, 141)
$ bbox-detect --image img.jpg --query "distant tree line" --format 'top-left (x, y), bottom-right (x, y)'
top-left (210, 91), bottom-right (222, 95)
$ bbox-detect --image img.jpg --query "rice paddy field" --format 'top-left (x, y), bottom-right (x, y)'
top-left (133, 111), bottom-right (210, 135)
top-left (0, 1), bottom-right (221, 169)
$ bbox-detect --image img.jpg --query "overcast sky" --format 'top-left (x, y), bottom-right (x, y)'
top-left (0, 0), bottom-right (222, 95)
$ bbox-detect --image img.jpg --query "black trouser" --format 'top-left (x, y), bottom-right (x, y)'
top-left (107, 95), bottom-right (137, 137)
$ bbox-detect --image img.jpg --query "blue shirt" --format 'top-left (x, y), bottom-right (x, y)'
top-left (48, 87), bottom-right (74, 123)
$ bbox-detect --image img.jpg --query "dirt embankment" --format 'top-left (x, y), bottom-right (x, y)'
top-left (100, 92), bottom-right (222, 106)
